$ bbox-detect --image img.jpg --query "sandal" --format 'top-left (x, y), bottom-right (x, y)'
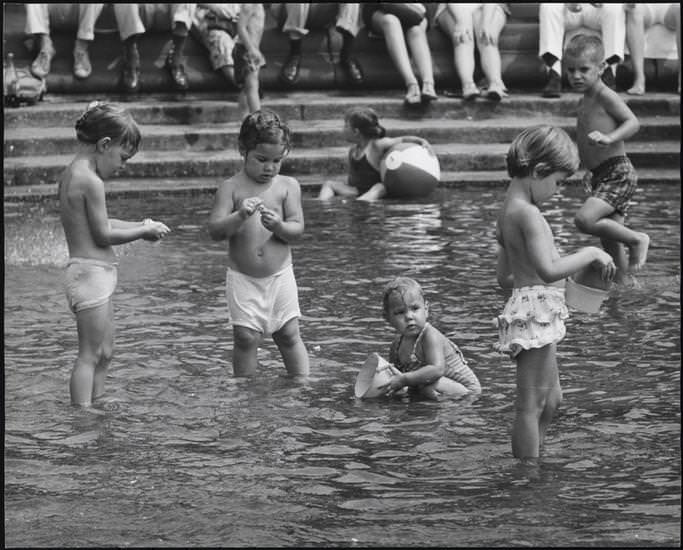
top-left (421, 81), bottom-right (437, 102)
top-left (485, 82), bottom-right (508, 101)
top-left (404, 82), bottom-right (421, 105)
top-left (462, 82), bottom-right (480, 101)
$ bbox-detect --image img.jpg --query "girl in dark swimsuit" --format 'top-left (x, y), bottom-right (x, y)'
top-left (317, 107), bottom-right (434, 201)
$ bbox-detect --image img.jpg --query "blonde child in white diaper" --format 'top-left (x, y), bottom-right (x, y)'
top-left (59, 101), bottom-right (171, 407)
top-left (208, 109), bottom-right (309, 378)
top-left (495, 125), bottom-right (616, 462)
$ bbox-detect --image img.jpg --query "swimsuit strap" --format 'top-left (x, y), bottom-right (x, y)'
top-left (396, 323), bottom-right (429, 369)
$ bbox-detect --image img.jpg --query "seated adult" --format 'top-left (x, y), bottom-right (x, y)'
top-left (362, 3), bottom-right (437, 105)
top-left (434, 3), bottom-right (510, 101)
top-left (192, 3), bottom-right (266, 118)
top-left (625, 3), bottom-right (681, 94)
top-left (24, 3), bottom-right (105, 80)
top-left (538, 3), bottom-right (626, 97)
top-left (269, 3), bottom-right (364, 86)
top-left (113, 3), bottom-right (196, 92)
top-left (191, 4), bottom-right (241, 87)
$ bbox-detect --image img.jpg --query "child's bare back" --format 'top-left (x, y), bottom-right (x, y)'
top-left (59, 158), bottom-right (117, 264)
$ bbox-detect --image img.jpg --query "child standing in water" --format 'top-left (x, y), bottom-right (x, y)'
top-left (208, 109), bottom-right (309, 377)
top-left (317, 107), bottom-right (435, 202)
top-left (496, 125), bottom-right (616, 462)
top-left (59, 101), bottom-right (171, 407)
top-left (378, 277), bottom-right (481, 400)
top-left (565, 34), bottom-right (650, 284)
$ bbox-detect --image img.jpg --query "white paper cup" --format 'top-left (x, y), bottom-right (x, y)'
top-left (565, 277), bottom-right (608, 313)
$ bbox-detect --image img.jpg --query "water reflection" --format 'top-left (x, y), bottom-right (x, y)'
top-left (4, 184), bottom-right (680, 547)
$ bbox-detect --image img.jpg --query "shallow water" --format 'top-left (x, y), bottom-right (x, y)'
top-left (4, 183), bottom-right (680, 547)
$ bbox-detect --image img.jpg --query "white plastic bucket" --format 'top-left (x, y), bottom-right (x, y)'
top-left (565, 277), bottom-right (608, 313)
top-left (354, 353), bottom-right (401, 399)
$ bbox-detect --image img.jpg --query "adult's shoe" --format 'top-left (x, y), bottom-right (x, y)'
top-left (73, 41), bottom-right (92, 79)
top-left (542, 69), bottom-right (562, 98)
top-left (166, 52), bottom-right (189, 90)
top-left (31, 40), bottom-right (56, 79)
top-left (280, 54), bottom-right (301, 85)
top-left (601, 68), bottom-right (617, 91)
top-left (341, 56), bottom-right (364, 85)
top-left (121, 43), bottom-right (140, 92)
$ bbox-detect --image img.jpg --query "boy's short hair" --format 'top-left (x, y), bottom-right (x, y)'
top-left (238, 109), bottom-right (292, 154)
top-left (564, 34), bottom-right (604, 64)
top-left (382, 277), bottom-right (425, 317)
top-left (506, 125), bottom-right (579, 178)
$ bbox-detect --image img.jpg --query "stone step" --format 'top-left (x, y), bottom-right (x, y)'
top-left (6, 115), bottom-right (679, 157)
top-left (5, 141), bottom-right (680, 187)
top-left (5, 169), bottom-right (681, 202)
top-left (4, 92), bottom-right (680, 128)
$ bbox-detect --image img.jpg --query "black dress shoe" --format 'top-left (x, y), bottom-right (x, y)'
top-left (280, 54), bottom-right (301, 85)
top-left (121, 45), bottom-right (140, 93)
top-left (601, 68), bottom-right (616, 91)
top-left (166, 52), bottom-right (189, 90)
top-left (341, 56), bottom-right (364, 85)
top-left (542, 69), bottom-right (562, 98)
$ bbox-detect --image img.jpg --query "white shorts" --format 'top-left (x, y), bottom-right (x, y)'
top-left (63, 257), bottom-right (118, 314)
top-left (225, 264), bottom-right (301, 336)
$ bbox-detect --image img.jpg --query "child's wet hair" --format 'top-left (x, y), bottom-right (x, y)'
top-left (564, 33), bottom-right (604, 64)
top-left (506, 125), bottom-right (579, 178)
top-left (345, 107), bottom-right (386, 139)
top-left (75, 101), bottom-right (141, 154)
top-left (382, 277), bottom-right (425, 317)
top-left (238, 109), bottom-right (292, 154)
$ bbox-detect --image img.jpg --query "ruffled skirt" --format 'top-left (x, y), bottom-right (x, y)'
top-left (495, 285), bottom-right (569, 358)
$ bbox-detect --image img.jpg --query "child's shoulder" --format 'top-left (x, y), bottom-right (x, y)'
top-left (65, 159), bottom-right (102, 190)
top-left (274, 174), bottom-right (301, 190)
top-left (595, 84), bottom-right (633, 111)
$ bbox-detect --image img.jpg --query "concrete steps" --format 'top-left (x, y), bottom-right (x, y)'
top-left (3, 92), bottom-right (680, 194)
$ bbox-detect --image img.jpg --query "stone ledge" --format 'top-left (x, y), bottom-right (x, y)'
top-left (5, 169), bottom-right (681, 202)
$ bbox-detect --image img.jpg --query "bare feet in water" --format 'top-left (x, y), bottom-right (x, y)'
top-left (629, 232), bottom-right (650, 271)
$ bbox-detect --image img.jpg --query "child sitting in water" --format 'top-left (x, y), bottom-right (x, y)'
top-left (317, 107), bottom-right (435, 202)
top-left (495, 125), bottom-right (616, 462)
top-left (59, 101), bottom-right (171, 407)
top-left (208, 109), bottom-right (309, 378)
top-left (378, 277), bottom-right (481, 400)
top-left (565, 34), bottom-right (650, 285)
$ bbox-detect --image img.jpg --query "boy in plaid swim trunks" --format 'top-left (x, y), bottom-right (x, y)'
top-left (565, 34), bottom-right (650, 284)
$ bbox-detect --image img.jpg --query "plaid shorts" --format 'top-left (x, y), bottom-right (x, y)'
top-left (583, 155), bottom-right (637, 215)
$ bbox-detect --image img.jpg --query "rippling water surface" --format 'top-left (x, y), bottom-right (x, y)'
top-left (4, 183), bottom-right (680, 547)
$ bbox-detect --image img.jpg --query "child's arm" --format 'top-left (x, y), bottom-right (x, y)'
top-left (382, 330), bottom-right (446, 393)
top-left (522, 209), bottom-right (616, 282)
top-left (259, 179), bottom-right (305, 242)
top-left (588, 88), bottom-right (640, 146)
top-left (84, 177), bottom-right (168, 244)
top-left (495, 224), bottom-right (514, 288)
top-left (208, 179), bottom-right (263, 240)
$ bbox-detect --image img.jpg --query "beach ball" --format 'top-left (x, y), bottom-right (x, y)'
top-left (380, 142), bottom-right (440, 198)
